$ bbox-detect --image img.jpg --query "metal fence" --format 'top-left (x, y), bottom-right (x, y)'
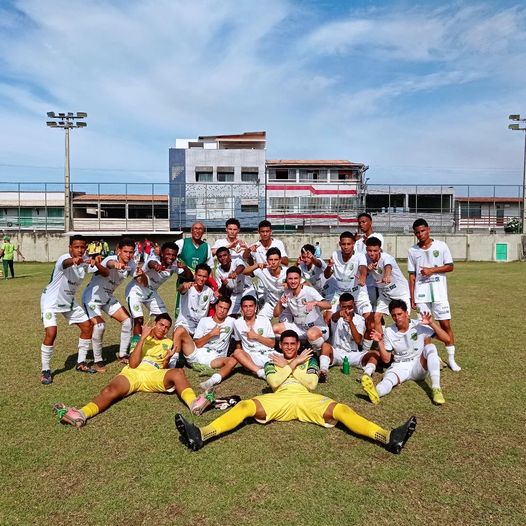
top-left (0, 182), bottom-right (523, 234)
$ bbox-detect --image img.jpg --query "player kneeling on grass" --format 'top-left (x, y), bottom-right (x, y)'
top-left (319, 293), bottom-right (379, 383)
top-left (172, 296), bottom-right (238, 391)
top-left (175, 330), bottom-right (417, 454)
top-left (361, 299), bottom-right (450, 406)
top-left (53, 313), bottom-right (207, 427)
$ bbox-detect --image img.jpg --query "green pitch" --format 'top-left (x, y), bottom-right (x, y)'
top-left (1, 262), bottom-right (525, 525)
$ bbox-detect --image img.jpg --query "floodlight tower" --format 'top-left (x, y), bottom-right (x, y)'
top-left (508, 114), bottom-right (526, 234)
top-left (46, 111), bottom-right (88, 232)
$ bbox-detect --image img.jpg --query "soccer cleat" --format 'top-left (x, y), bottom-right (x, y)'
top-left (92, 361), bottom-right (107, 373)
top-left (190, 389), bottom-right (215, 416)
top-left (432, 387), bottom-right (446, 405)
top-left (53, 403), bottom-right (86, 428)
top-left (318, 370), bottom-right (328, 383)
top-left (175, 413), bottom-right (204, 451)
top-left (40, 370), bottom-right (53, 385)
top-left (361, 374), bottom-right (380, 405)
top-left (75, 361), bottom-right (97, 374)
top-left (213, 395), bottom-right (241, 411)
top-left (386, 416), bottom-right (417, 454)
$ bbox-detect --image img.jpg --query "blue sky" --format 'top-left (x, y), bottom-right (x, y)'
top-left (1, 0), bottom-right (525, 191)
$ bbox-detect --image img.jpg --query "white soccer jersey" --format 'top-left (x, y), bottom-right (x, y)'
top-left (407, 240), bottom-right (453, 303)
top-left (327, 251), bottom-right (367, 294)
top-left (253, 266), bottom-right (287, 305)
top-left (251, 238), bottom-right (288, 264)
top-left (214, 261), bottom-right (248, 296)
top-left (177, 285), bottom-right (214, 328)
top-left (233, 315), bottom-right (275, 354)
top-left (83, 255), bottom-right (136, 304)
top-left (212, 238), bottom-right (247, 264)
top-left (299, 260), bottom-right (327, 294)
top-left (41, 254), bottom-right (89, 312)
top-left (367, 252), bottom-right (409, 299)
top-left (354, 232), bottom-right (384, 254)
top-left (193, 316), bottom-right (235, 354)
top-left (384, 319), bottom-right (434, 362)
top-left (281, 286), bottom-right (327, 331)
top-left (331, 314), bottom-right (366, 352)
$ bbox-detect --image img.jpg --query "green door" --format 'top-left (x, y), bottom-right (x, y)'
top-left (19, 208), bottom-right (33, 227)
top-left (495, 243), bottom-right (508, 262)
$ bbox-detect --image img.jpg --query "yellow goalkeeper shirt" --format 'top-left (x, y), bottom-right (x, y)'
top-left (263, 357), bottom-right (319, 394)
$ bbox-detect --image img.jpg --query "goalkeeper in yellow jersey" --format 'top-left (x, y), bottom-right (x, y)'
top-left (53, 313), bottom-right (210, 427)
top-left (175, 330), bottom-right (417, 454)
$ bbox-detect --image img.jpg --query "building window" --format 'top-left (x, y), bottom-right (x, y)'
top-left (217, 168), bottom-right (234, 183)
top-left (195, 168), bottom-right (213, 182)
top-left (269, 197), bottom-right (298, 212)
top-left (331, 196), bottom-right (359, 212)
top-left (460, 203), bottom-right (482, 219)
top-left (241, 204), bottom-right (259, 214)
top-left (299, 169), bottom-right (328, 182)
top-left (268, 168), bottom-right (296, 181)
top-left (330, 170), bottom-right (357, 181)
top-left (301, 197), bottom-right (331, 212)
top-left (100, 205), bottom-right (126, 218)
top-left (241, 168), bottom-right (259, 183)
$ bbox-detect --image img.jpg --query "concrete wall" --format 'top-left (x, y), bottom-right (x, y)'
top-left (5, 231), bottom-right (525, 262)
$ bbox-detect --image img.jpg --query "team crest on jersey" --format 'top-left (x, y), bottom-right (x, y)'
top-left (433, 250), bottom-right (439, 257)
top-left (411, 332), bottom-right (418, 341)
top-left (162, 343), bottom-right (170, 350)
top-left (377, 268), bottom-right (383, 274)
top-left (257, 328), bottom-right (263, 335)
top-left (203, 295), bottom-right (209, 302)
top-left (89, 303), bottom-right (96, 311)
top-left (45, 312), bottom-right (52, 320)
top-left (133, 304), bottom-right (141, 311)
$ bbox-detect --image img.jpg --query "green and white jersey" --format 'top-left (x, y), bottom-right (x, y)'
top-left (331, 314), bottom-right (366, 352)
top-left (193, 316), bottom-right (235, 355)
top-left (281, 286), bottom-right (327, 331)
top-left (299, 260), bottom-right (327, 294)
top-left (327, 251), bottom-right (367, 294)
top-left (367, 252), bottom-right (409, 299)
top-left (176, 284), bottom-right (214, 328)
top-left (253, 266), bottom-right (287, 307)
top-left (384, 319), bottom-right (434, 362)
top-left (233, 315), bottom-right (275, 354)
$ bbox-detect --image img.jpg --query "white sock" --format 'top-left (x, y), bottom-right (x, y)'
top-left (41, 344), bottom-right (54, 371)
top-left (425, 347), bottom-right (441, 389)
top-left (362, 338), bottom-right (373, 352)
top-left (309, 337), bottom-right (324, 352)
top-left (446, 345), bottom-right (461, 372)
top-left (200, 373), bottom-right (222, 390)
top-left (119, 317), bottom-right (133, 357)
top-left (77, 338), bottom-right (91, 363)
top-left (376, 376), bottom-right (395, 397)
top-left (363, 363), bottom-right (376, 376)
top-left (92, 322), bottom-right (105, 362)
top-left (256, 368), bottom-right (266, 379)
top-left (319, 355), bottom-right (330, 372)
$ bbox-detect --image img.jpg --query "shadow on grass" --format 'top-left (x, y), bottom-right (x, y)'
top-left (416, 380), bottom-right (434, 403)
top-left (53, 344), bottom-right (121, 377)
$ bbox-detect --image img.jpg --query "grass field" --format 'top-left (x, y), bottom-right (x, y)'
top-left (1, 261), bottom-right (525, 526)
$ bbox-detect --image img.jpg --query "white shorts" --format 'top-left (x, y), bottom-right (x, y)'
top-left (376, 294), bottom-right (411, 315)
top-left (332, 348), bottom-right (369, 368)
top-left (245, 350), bottom-right (273, 368)
top-left (84, 296), bottom-right (122, 319)
top-left (385, 358), bottom-right (427, 384)
top-left (41, 304), bottom-right (89, 328)
top-left (174, 318), bottom-right (198, 335)
top-left (417, 301), bottom-right (451, 321)
top-left (258, 301), bottom-right (276, 320)
top-left (127, 288), bottom-right (167, 319)
top-left (186, 345), bottom-right (226, 367)
top-left (283, 322), bottom-right (329, 342)
top-left (330, 287), bottom-right (372, 316)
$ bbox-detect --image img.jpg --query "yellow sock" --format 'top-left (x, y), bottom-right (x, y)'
top-left (80, 402), bottom-right (100, 419)
top-left (200, 399), bottom-right (257, 441)
top-left (181, 387), bottom-right (196, 408)
top-left (332, 403), bottom-right (389, 444)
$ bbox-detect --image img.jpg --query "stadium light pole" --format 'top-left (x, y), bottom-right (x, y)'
top-left (46, 112), bottom-right (88, 232)
top-left (508, 114), bottom-right (526, 234)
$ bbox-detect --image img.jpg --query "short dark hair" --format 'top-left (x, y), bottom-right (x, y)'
top-left (161, 241), bottom-right (178, 253)
top-left (301, 244), bottom-right (315, 254)
top-left (357, 212), bottom-right (372, 221)
top-left (216, 246), bottom-right (230, 257)
top-left (280, 329), bottom-right (300, 342)
top-left (240, 295), bottom-right (257, 306)
top-left (155, 312), bottom-right (172, 325)
top-left (226, 218), bottom-right (240, 228)
top-left (195, 263), bottom-right (211, 276)
top-left (69, 235), bottom-right (86, 245)
top-left (216, 296), bottom-right (233, 307)
top-left (389, 299), bottom-right (408, 312)
top-left (266, 247), bottom-right (281, 259)
top-left (286, 266), bottom-right (301, 276)
top-left (339, 231), bottom-right (356, 241)
top-left (258, 220), bottom-right (272, 230)
top-left (412, 218), bottom-right (429, 229)
top-left (365, 237), bottom-right (382, 248)
top-left (339, 292), bottom-right (355, 303)
top-left (118, 238), bottom-right (135, 249)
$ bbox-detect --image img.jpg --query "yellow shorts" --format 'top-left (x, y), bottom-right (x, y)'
top-left (253, 391), bottom-right (335, 428)
top-left (119, 365), bottom-right (169, 395)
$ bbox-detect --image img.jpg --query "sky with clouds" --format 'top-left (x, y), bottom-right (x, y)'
top-left (1, 0), bottom-right (526, 192)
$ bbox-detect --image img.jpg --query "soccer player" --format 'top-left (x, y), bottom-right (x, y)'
top-left (53, 314), bottom-right (206, 427)
top-left (176, 222), bottom-right (214, 273)
top-left (175, 330), bottom-right (417, 454)
top-left (231, 295), bottom-right (275, 380)
top-left (243, 220), bottom-right (289, 266)
top-left (365, 237), bottom-right (411, 334)
top-left (0, 234), bottom-right (24, 279)
top-left (39, 235), bottom-right (94, 385)
top-left (126, 242), bottom-right (191, 351)
top-left (214, 246), bottom-right (254, 315)
top-left (273, 266), bottom-right (331, 352)
top-left (82, 237), bottom-right (136, 370)
top-left (408, 218), bottom-right (460, 372)
top-left (319, 293), bottom-right (379, 383)
top-left (361, 299), bottom-right (449, 406)
top-left (297, 243), bottom-right (327, 295)
top-left (173, 297), bottom-right (238, 390)
top-left (211, 217), bottom-right (248, 261)
top-left (243, 247), bottom-right (287, 320)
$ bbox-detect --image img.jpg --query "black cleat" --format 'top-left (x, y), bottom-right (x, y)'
top-left (318, 370), bottom-right (328, 383)
top-left (386, 416), bottom-right (417, 454)
top-left (175, 413), bottom-right (204, 451)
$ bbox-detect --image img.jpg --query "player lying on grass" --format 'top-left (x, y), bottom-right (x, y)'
top-left (175, 330), bottom-right (417, 454)
top-left (361, 299), bottom-right (450, 406)
top-left (40, 235), bottom-right (95, 385)
top-left (53, 313), bottom-right (208, 427)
